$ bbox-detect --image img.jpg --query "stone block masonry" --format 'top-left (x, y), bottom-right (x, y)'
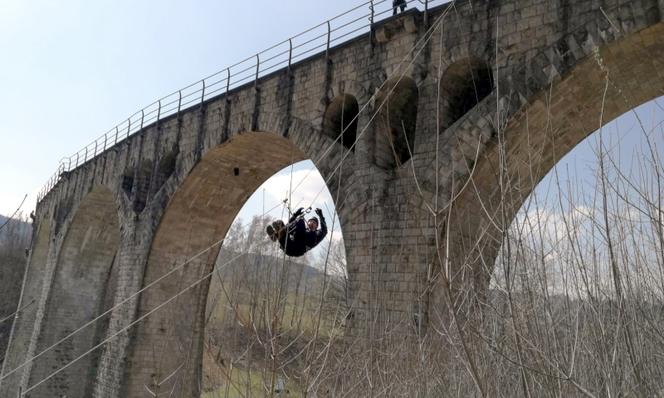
top-left (2, 1), bottom-right (663, 396)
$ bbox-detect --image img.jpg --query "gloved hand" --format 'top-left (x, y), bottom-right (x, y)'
top-left (294, 207), bottom-right (305, 217)
top-left (315, 208), bottom-right (323, 217)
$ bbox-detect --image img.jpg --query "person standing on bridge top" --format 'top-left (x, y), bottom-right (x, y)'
top-left (393, 0), bottom-right (407, 15)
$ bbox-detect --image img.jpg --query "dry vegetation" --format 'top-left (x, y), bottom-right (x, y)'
top-left (202, 215), bottom-right (349, 397)
top-left (6, 4), bottom-right (664, 397)
top-left (199, 71), bottom-right (664, 398)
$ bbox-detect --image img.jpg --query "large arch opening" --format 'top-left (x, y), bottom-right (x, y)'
top-left (203, 159), bottom-right (348, 397)
top-left (439, 22), bottom-right (664, 397)
top-left (439, 57), bottom-right (493, 130)
top-left (448, 22), bottom-right (664, 296)
top-left (480, 98), bottom-right (664, 398)
top-left (29, 187), bottom-right (120, 398)
top-left (374, 77), bottom-right (419, 169)
top-left (123, 132), bottom-right (347, 397)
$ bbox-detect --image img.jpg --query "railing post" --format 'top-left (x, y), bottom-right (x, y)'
top-left (84, 147), bottom-right (88, 163)
top-left (369, 0), bottom-right (375, 44)
top-left (370, 0), bottom-right (374, 26)
top-left (76, 153), bottom-right (80, 168)
top-left (103, 134), bottom-right (107, 152)
top-left (140, 110), bottom-right (145, 130)
top-left (326, 21), bottom-right (331, 60)
top-left (200, 80), bottom-right (206, 105)
top-left (127, 118), bottom-right (131, 139)
top-left (68, 158), bottom-right (71, 171)
top-left (225, 68), bottom-right (231, 96)
top-left (254, 54), bottom-right (260, 88)
top-left (177, 90), bottom-right (182, 115)
top-left (157, 100), bottom-right (162, 122)
top-left (288, 38), bottom-right (293, 71)
top-left (115, 126), bottom-right (119, 145)
top-left (424, 0), bottom-right (429, 27)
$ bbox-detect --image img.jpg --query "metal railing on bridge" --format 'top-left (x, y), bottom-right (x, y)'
top-left (37, 0), bottom-right (447, 202)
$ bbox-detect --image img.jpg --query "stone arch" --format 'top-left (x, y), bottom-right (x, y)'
top-left (444, 22), bottom-right (664, 302)
top-left (374, 76), bottom-right (419, 169)
top-left (28, 186), bottom-right (120, 398)
top-left (0, 220), bottom-right (51, 397)
top-left (323, 94), bottom-right (359, 150)
top-left (122, 131), bottom-right (346, 397)
top-left (439, 57), bottom-right (494, 130)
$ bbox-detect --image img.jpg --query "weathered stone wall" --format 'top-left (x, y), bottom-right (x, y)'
top-left (2, 1), bottom-right (663, 397)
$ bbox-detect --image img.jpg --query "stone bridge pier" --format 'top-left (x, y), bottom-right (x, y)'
top-left (2, 0), bottom-right (664, 396)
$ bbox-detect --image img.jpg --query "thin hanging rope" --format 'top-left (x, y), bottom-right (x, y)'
top-left (12, 6), bottom-right (454, 391)
top-left (21, 250), bottom-right (247, 396)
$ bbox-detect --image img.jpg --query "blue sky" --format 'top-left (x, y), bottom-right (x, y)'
top-left (533, 97), bottom-right (664, 211)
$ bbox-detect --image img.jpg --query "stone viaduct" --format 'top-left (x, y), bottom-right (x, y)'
top-left (2, 0), bottom-right (664, 396)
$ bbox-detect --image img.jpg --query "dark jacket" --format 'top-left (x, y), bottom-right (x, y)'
top-left (278, 209), bottom-right (308, 257)
top-left (305, 212), bottom-right (327, 251)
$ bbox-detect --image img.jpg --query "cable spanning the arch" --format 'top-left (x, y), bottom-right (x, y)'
top-left (0, 201), bottom-right (286, 385)
top-left (10, 6), bottom-right (455, 395)
top-left (21, 251), bottom-right (248, 395)
top-left (10, 5), bottom-right (453, 391)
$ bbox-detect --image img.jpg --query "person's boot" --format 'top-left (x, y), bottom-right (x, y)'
top-left (266, 224), bottom-right (276, 241)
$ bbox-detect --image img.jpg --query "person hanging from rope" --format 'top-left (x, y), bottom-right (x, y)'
top-left (266, 207), bottom-right (327, 257)
top-left (393, 0), bottom-right (407, 15)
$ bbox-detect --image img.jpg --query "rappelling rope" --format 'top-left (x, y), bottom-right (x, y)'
top-left (10, 5), bottom-right (454, 395)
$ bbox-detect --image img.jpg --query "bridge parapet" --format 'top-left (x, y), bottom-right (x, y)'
top-left (36, 0), bottom-right (447, 203)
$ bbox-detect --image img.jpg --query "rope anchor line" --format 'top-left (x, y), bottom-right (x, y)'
top-left (11, 5), bottom-right (456, 395)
